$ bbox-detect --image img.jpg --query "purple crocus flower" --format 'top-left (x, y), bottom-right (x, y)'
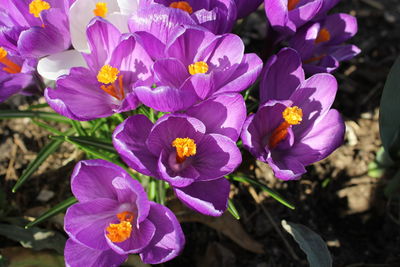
top-left (241, 48), bottom-right (345, 180)
top-left (113, 94), bottom-right (245, 216)
top-left (134, 25), bottom-right (262, 112)
top-left (235, 0), bottom-right (263, 19)
top-left (264, 0), bottom-right (340, 35)
top-left (45, 18), bottom-right (153, 121)
top-left (0, 0), bottom-right (73, 58)
top-left (289, 13), bottom-right (360, 74)
top-left (0, 47), bottom-right (36, 102)
top-left (140, 0), bottom-right (237, 34)
top-left (64, 159), bottom-right (185, 266)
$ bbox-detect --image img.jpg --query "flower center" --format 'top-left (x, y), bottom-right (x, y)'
top-left (188, 61), bottom-right (208, 75)
top-left (268, 106), bottom-right (303, 149)
top-left (97, 65), bottom-right (125, 101)
top-left (315, 28), bottom-right (331, 44)
top-left (0, 47), bottom-right (21, 74)
top-left (106, 211), bottom-right (134, 243)
top-left (287, 0), bottom-right (300, 11)
top-left (93, 2), bottom-right (108, 18)
top-left (169, 1), bottom-right (193, 14)
top-left (172, 137), bottom-right (196, 163)
top-left (29, 0), bottom-right (50, 18)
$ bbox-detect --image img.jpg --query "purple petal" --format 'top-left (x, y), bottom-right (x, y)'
top-left (303, 55), bottom-right (339, 74)
top-left (113, 115), bottom-right (158, 177)
top-left (329, 44), bottom-right (361, 61)
top-left (153, 58), bottom-right (189, 88)
top-left (267, 154), bottom-right (306, 180)
top-left (235, 0), bottom-right (263, 19)
top-left (264, 0), bottom-right (296, 34)
top-left (0, 73), bottom-right (33, 102)
top-left (186, 93), bottom-right (246, 141)
top-left (260, 48), bottom-right (304, 103)
top-left (174, 178), bottom-right (230, 216)
top-left (140, 202), bottom-right (185, 264)
top-left (323, 13), bottom-right (358, 44)
top-left (64, 198), bottom-right (119, 251)
top-left (288, 0), bottom-right (323, 29)
top-left (64, 239), bottom-right (128, 267)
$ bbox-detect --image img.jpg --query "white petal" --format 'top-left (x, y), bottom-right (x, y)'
top-left (117, 0), bottom-right (139, 15)
top-left (37, 50), bottom-right (87, 80)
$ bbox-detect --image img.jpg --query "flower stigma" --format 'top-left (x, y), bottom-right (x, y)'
top-left (172, 137), bottom-right (197, 163)
top-left (29, 0), bottom-right (51, 18)
top-left (0, 47), bottom-right (22, 74)
top-left (188, 61), bottom-right (208, 75)
top-left (106, 211), bottom-right (134, 243)
top-left (169, 1), bottom-right (193, 14)
top-left (287, 0), bottom-right (300, 11)
top-left (268, 106), bottom-right (303, 149)
top-left (97, 65), bottom-right (125, 100)
top-left (315, 28), bottom-right (331, 44)
top-left (93, 2), bottom-right (108, 18)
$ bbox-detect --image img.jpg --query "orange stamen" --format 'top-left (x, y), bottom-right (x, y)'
top-left (288, 0), bottom-right (300, 11)
top-left (0, 48), bottom-right (21, 74)
top-left (169, 1), bottom-right (193, 14)
top-left (93, 2), bottom-right (108, 18)
top-left (172, 137), bottom-right (197, 163)
top-left (268, 106), bottom-right (303, 149)
top-left (97, 65), bottom-right (125, 100)
top-left (106, 211), bottom-right (134, 243)
top-left (315, 28), bottom-right (331, 44)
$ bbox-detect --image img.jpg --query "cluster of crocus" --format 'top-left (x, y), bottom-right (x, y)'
top-left (264, 0), bottom-right (360, 73)
top-left (0, 0), bottom-right (358, 266)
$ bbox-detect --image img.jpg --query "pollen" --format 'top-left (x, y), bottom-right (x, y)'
top-left (106, 211), bottom-right (134, 243)
top-left (172, 137), bottom-right (197, 163)
top-left (287, 0), bottom-right (300, 11)
top-left (169, 1), bottom-right (193, 14)
top-left (188, 61), bottom-right (208, 75)
top-left (282, 106), bottom-right (303, 125)
top-left (315, 28), bottom-right (331, 44)
top-left (0, 47), bottom-right (22, 74)
top-left (93, 2), bottom-right (108, 18)
top-left (97, 65), bottom-right (119, 84)
top-left (29, 0), bottom-right (51, 18)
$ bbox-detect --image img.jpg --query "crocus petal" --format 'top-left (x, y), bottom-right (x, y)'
top-left (140, 202), bottom-right (185, 264)
top-left (235, 0), bottom-right (263, 19)
top-left (113, 114), bottom-right (158, 177)
top-left (260, 48), bottom-right (304, 103)
top-left (264, 0), bottom-right (296, 34)
top-left (323, 13), bottom-right (358, 44)
top-left (186, 93), bottom-right (246, 141)
top-left (329, 44), bottom-right (361, 61)
top-left (174, 178), bottom-right (230, 216)
top-left (153, 58), bottom-right (189, 88)
top-left (0, 73), bottom-right (32, 102)
top-left (303, 55), bottom-right (339, 74)
top-left (64, 198), bottom-right (119, 251)
top-left (289, 109), bottom-right (345, 165)
top-left (64, 239), bottom-right (128, 267)
top-left (194, 133), bottom-right (242, 181)
top-left (37, 50), bottom-right (87, 81)
top-left (288, 0), bottom-right (323, 29)
top-left (267, 154), bottom-right (306, 181)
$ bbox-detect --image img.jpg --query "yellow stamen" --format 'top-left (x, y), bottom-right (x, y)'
top-left (97, 65), bottom-right (119, 84)
top-left (172, 137), bottom-right (197, 163)
top-left (169, 1), bottom-right (193, 14)
top-left (93, 2), bottom-right (108, 18)
top-left (0, 47), bottom-right (21, 74)
top-left (315, 28), bottom-right (331, 44)
top-left (29, 0), bottom-right (51, 18)
top-left (287, 0), bottom-right (300, 11)
top-left (97, 65), bottom-right (125, 100)
top-left (268, 106), bottom-right (303, 149)
top-left (188, 61), bottom-right (208, 75)
top-left (106, 211), bottom-right (134, 243)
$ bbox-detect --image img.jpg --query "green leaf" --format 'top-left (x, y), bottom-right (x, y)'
top-left (282, 220), bottom-right (332, 267)
top-left (69, 119), bottom-right (87, 136)
top-left (230, 176), bottom-right (295, 210)
top-left (12, 128), bottom-right (75, 192)
top-left (27, 103), bottom-right (49, 110)
top-left (55, 135), bottom-right (115, 153)
top-left (0, 224), bottom-right (66, 254)
top-left (380, 56), bottom-right (400, 159)
top-left (0, 110), bottom-right (69, 123)
top-left (25, 197), bottom-right (77, 229)
top-left (32, 120), bottom-right (65, 136)
top-left (227, 199), bottom-right (240, 220)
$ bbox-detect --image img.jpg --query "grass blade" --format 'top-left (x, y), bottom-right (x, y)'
top-left (25, 197), bottom-right (77, 229)
top-left (227, 199), bottom-right (240, 220)
top-left (0, 110), bottom-right (69, 123)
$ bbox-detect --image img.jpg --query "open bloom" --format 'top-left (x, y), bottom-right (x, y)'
top-left (64, 159), bottom-right (185, 266)
top-left (113, 94), bottom-right (245, 216)
top-left (0, 47), bottom-right (36, 102)
top-left (264, 0), bottom-right (340, 36)
top-left (44, 18), bottom-right (153, 121)
top-left (0, 0), bottom-right (73, 58)
top-left (241, 48), bottom-right (345, 180)
top-left (134, 25), bottom-right (262, 112)
top-left (289, 13), bottom-right (360, 74)
top-left (141, 0), bottom-right (237, 34)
